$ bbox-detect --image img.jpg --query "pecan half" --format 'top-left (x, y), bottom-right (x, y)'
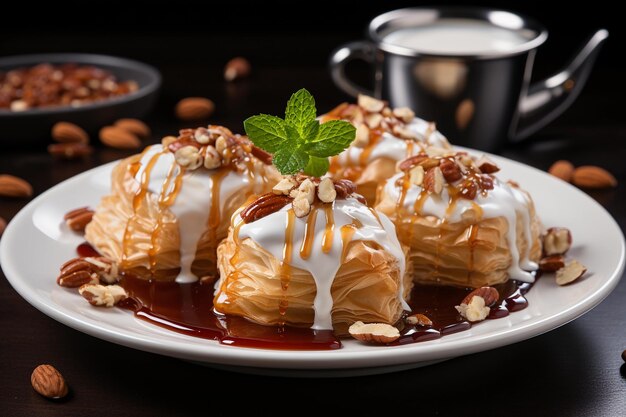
top-left (398, 155), bottom-right (428, 171)
top-left (439, 158), bottom-right (462, 182)
top-left (240, 193), bottom-right (292, 223)
top-left (57, 256), bottom-right (119, 287)
top-left (63, 207), bottom-right (94, 232)
top-left (333, 179), bottom-right (357, 199)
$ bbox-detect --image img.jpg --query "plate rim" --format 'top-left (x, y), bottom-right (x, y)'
top-left (2, 150), bottom-right (624, 370)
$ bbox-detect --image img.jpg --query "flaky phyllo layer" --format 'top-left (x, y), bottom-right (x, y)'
top-left (86, 131), bottom-right (279, 282)
top-left (213, 193), bottom-right (411, 333)
top-left (376, 153), bottom-right (542, 288)
top-left (215, 229), bottom-right (411, 334)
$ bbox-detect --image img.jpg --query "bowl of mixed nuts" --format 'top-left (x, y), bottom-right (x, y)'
top-left (0, 53), bottom-right (161, 147)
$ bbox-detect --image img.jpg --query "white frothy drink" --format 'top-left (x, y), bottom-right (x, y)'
top-left (383, 18), bottom-right (534, 55)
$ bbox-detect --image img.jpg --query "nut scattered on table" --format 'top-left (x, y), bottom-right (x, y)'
top-left (548, 160), bottom-right (575, 182)
top-left (0, 216), bottom-right (6, 237)
top-left (48, 143), bottom-right (94, 159)
top-left (622, 349), bottom-right (626, 363)
top-left (0, 174), bottom-right (33, 198)
top-left (349, 321), bottom-right (400, 344)
top-left (51, 122), bottom-right (89, 144)
top-left (31, 364), bottom-right (68, 400)
top-left (224, 57), bottom-right (251, 82)
top-left (572, 165), bottom-right (617, 189)
top-left (99, 126), bottom-right (141, 149)
top-left (114, 118), bottom-right (151, 139)
top-left (175, 97), bottom-right (215, 121)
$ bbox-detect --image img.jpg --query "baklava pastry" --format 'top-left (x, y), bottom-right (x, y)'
top-left (322, 94), bottom-right (452, 203)
top-left (375, 152), bottom-right (542, 288)
top-left (213, 176), bottom-right (411, 333)
top-left (85, 125), bottom-right (280, 283)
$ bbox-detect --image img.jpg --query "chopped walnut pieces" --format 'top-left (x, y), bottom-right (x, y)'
top-left (397, 152), bottom-right (500, 201)
top-left (164, 125), bottom-right (271, 172)
top-left (79, 284), bottom-right (127, 307)
top-left (242, 177), bottom-right (359, 222)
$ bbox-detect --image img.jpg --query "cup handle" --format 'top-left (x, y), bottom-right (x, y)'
top-left (329, 41), bottom-right (376, 97)
top-left (513, 29), bottom-right (609, 141)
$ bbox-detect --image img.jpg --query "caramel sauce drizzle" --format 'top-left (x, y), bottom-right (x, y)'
top-left (206, 168), bottom-right (229, 246)
top-left (299, 207), bottom-right (318, 260)
top-left (321, 205), bottom-right (335, 254)
top-left (121, 148), bottom-right (167, 269)
top-left (278, 209), bottom-right (296, 323)
top-left (358, 129), bottom-right (382, 166)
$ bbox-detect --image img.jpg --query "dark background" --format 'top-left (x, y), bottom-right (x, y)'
top-left (1, 1), bottom-right (626, 417)
top-left (0, 0), bottom-right (623, 115)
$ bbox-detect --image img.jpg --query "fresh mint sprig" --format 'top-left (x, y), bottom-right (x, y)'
top-left (243, 88), bottom-right (356, 177)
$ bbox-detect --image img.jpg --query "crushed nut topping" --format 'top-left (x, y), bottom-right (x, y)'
top-left (321, 95), bottom-right (444, 150)
top-left (241, 176), bottom-right (363, 222)
top-left (164, 125), bottom-right (272, 172)
top-left (397, 152), bottom-right (499, 200)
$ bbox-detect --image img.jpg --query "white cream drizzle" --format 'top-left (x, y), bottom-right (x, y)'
top-left (335, 117), bottom-right (450, 166)
top-left (132, 144), bottom-right (261, 283)
top-left (231, 198), bottom-right (407, 330)
top-left (384, 172), bottom-right (538, 282)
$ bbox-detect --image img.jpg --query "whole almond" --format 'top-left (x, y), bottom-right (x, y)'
top-left (548, 160), bottom-right (575, 182)
top-left (0, 174), bottom-right (33, 198)
top-left (462, 286), bottom-right (499, 307)
top-left (0, 216), bottom-right (6, 236)
top-left (572, 165), bottom-right (617, 189)
top-left (48, 143), bottom-right (93, 159)
top-left (31, 364), bottom-right (68, 399)
top-left (224, 57), bottom-right (251, 82)
top-left (114, 118), bottom-right (151, 139)
top-left (51, 121), bottom-right (89, 144)
top-left (175, 97), bottom-right (215, 121)
top-left (99, 126), bottom-right (141, 149)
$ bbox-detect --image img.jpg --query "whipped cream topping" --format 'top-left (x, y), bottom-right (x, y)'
top-left (231, 198), bottom-right (407, 330)
top-left (132, 145), bottom-right (263, 283)
top-left (384, 172), bottom-right (538, 282)
top-left (334, 117), bottom-right (450, 166)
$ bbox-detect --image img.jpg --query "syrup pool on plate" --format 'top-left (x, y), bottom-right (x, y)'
top-left (78, 243), bottom-right (536, 350)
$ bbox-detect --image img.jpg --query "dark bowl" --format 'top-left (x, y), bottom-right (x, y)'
top-left (0, 53), bottom-right (161, 148)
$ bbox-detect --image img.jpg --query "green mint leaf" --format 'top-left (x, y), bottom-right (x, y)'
top-left (244, 89), bottom-right (355, 177)
top-left (243, 114), bottom-right (291, 153)
top-left (285, 88), bottom-right (317, 136)
top-left (273, 148), bottom-right (309, 175)
top-left (305, 120), bottom-right (356, 157)
top-left (302, 120), bottom-right (320, 142)
top-left (304, 156), bottom-right (330, 177)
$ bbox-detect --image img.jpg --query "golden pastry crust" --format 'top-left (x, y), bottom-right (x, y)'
top-left (85, 144), bottom-right (279, 282)
top-left (214, 226), bottom-right (412, 335)
top-left (376, 184), bottom-right (542, 288)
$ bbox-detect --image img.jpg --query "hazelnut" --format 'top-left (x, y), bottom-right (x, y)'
top-left (392, 107), bottom-right (415, 123)
top-left (273, 177), bottom-right (298, 195)
top-left (317, 178), bottom-right (337, 203)
top-left (175, 146), bottom-right (203, 170)
top-left (203, 146), bottom-right (222, 169)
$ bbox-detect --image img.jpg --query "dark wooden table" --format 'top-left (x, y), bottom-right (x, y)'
top-left (1, 31), bottom-right (625, 416)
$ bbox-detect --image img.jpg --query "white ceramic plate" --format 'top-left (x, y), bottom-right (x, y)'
top-left (1, 151), bottom-right (624, 377)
